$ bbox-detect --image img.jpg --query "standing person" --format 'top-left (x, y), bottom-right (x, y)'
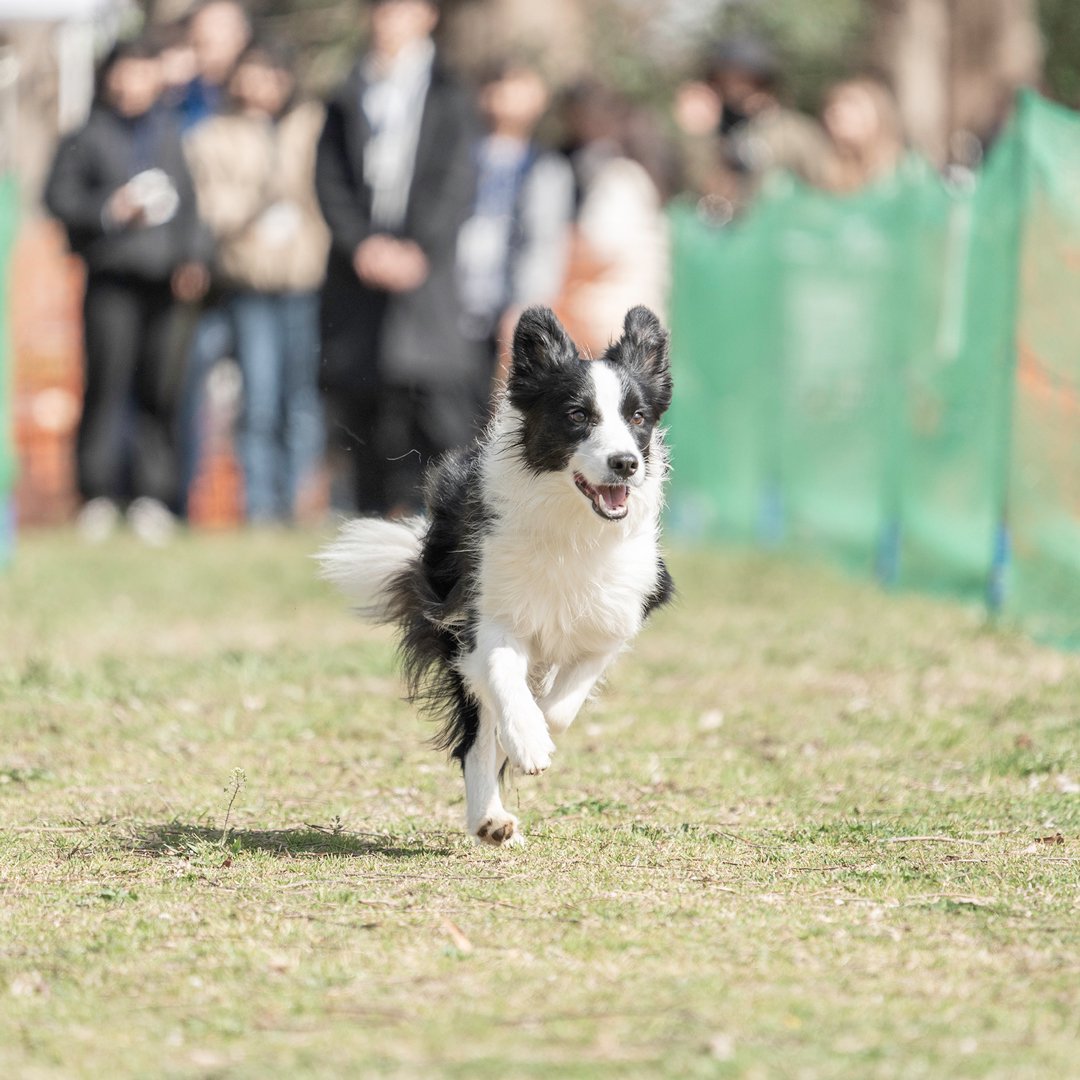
top-left (820, 75), bottom-right (907, 194)
top-left (555, 87), bottom-right (674, 356)
top-left (174, 0), bottom-right (253, 519)
top-left (457, 58), bottom-right (574, 395)
top-left (187, 41), bottom-right (330, 525)
top-left (178, 0), bottom-right (253, 134)
top-left (44, 37), bottom-right (208, 544)
top-left (316, 0), bottom-right (478, 516)
top-left (674, 36), bottom-right (830, 211)
top-left (150, 21), bottom-right (198, 113)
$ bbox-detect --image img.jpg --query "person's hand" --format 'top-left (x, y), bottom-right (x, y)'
top-left (674, 81), bottom-right (723, 137)
top-left (353, 235), bottom-right (394, 286)
top-left (353, 235), bottom-right (429, 293)
top-left (388, 240), bottom-right (429, 292)
top-left (353, 236), bottom-right (429, 291)
top-left (104, 183), bottom-right (146, 228)
top-left (171, 262), bottom-right (210, 302)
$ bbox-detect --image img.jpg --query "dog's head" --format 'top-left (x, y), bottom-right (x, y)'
top-left (506, 306), bottom-right (672, 522)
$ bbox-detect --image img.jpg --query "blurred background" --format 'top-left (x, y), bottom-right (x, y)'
top-left (0, 0), bottom-right (1078, 641)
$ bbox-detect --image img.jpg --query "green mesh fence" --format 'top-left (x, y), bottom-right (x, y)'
top-left (0, 176), bottom-right (16, 568)
top-left (1009, 96), bottom-right (1080, 646)
top-left (667, 91), bottom-right (1080, 646)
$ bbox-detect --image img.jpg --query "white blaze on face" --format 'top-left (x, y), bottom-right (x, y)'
top-left (572, 362), bottom-right (644, 487)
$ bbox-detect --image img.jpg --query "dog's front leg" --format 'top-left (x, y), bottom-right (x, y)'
top-left (538, 648), bottom-right (621, 734)
top-left (462, 621), bottom-right (555, 776)
top-left (462, 706), bottom-right (521, 847)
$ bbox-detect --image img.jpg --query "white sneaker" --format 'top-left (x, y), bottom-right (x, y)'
top-left (126, 497), bottom-right (178, 547)
top-left (76, 498), bottom-right (120, 543)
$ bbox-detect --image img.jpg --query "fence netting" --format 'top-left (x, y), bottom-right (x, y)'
top-left (667, 91), bottom-right (1080, 646)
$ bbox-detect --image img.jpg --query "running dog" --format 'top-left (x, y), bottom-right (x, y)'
top-left (319, 305), bottom-right (674, 846)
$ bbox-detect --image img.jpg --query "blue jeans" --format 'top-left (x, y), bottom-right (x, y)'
top-left (230, 291), bottom-right (324, 522)
top-left (178, 304), bottom-right (235, 517)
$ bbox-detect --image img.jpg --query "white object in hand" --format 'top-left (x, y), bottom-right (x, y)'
top-left (256, 201), bottom-right (302, 247)
top-left (127, 168), bottom-right (180, 227)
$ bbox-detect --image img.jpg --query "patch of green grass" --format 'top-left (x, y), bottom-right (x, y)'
top-left (1, 530), bottom-right (1079, 1078)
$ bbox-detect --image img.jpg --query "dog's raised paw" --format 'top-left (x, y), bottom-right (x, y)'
top-left (473, 814), bottom-right (525, 848)
top-left (499, 718), bottom-right (556, 776)
top-left (514, 749), bottom-right (552, 776)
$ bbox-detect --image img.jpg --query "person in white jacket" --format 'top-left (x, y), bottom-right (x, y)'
top-left (561, 86), bottom-right (675, 356)
top-left (457, 59), bottom-right (575, 400)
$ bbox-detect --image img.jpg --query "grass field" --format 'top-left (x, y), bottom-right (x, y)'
top-left (1, 530), bottom-right (1078, 1079)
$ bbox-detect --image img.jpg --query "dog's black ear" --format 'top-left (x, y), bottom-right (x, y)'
top-left (619, 306), bottom-right (670, 374)
top-left (615, 306), bottom-right (672, 412)
top-left (510, 306), bottom-right (578, 384)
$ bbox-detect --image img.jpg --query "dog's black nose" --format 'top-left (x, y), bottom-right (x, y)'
top-left (608, 453), bottom-right (639, 478)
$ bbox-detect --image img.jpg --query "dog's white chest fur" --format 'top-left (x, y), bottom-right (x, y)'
top-left (478, 520), bottom-right (659, 666)
top-left (477, 407), bottom-right (665, 668)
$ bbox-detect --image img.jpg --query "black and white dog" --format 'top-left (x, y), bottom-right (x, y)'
top-left (320, 305), bottom-right (674, 846)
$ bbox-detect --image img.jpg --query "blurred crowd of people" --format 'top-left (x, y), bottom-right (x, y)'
top-left (41, 0), bottom-right (912, 544)
top-left (674, 37), bottom-right (908, 216)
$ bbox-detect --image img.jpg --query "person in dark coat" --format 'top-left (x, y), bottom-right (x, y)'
top-left (44, 37), bottom-right (209, 544)
top-left (316, 0), bottom-right (478, 515)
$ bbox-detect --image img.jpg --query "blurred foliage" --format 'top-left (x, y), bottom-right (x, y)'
top-left (550, 0), bottom-right (869, 111)
top-left (181, 0), bottom-right (1076, 112)
top-left (707, 0), bottom-right (871, 112)
top-left (584, 2), bottom-right (677, 102)
top-left (1039, 0), bottom-right (1080, 107)
top-left (255, 0), bottom-right (366, 93)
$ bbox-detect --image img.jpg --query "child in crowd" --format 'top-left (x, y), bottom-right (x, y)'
top-left (186, 40), bottom-right (330, 525)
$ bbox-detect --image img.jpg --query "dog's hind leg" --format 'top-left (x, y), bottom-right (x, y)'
top-left (538, 648), bottom-right (622, 735)
top-left (463, 705), bottom-right (522, 847)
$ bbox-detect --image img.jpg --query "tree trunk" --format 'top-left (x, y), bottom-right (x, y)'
top-left (869, 0), bottom-right (1042, 165)
top-left (949, 0), bottom-right (1042, 151)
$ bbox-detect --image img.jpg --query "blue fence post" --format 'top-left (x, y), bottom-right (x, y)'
top-left (876, 519), bottom-right (902, 587)
top-left (758, 482), bottom-right (784, 548)
top-left (987, 521), bottom-right (1010, 614)
top-left (0, 496), bottom-right (13, 568)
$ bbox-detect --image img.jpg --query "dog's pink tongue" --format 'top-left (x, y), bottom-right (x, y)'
top-left (600, 485), bottom-right (629, 510)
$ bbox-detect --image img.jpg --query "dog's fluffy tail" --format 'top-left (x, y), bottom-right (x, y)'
top-left (317, 516), bottom-right (426, 621)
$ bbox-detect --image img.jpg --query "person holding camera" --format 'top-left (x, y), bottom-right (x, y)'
top-left (45, 37), bottom-right (209, 544)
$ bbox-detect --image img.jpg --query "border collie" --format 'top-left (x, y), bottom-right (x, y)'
top-left (319, 305), bottom-right (674, 846)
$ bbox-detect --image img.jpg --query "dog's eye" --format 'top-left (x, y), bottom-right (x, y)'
top-left (568, 408), bottom-right (588, 425)
top-left (630, 410), bottom-right (646, 426)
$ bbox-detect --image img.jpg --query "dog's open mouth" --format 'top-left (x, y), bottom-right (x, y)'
top-left (574, 473), bottom-right (629, 520)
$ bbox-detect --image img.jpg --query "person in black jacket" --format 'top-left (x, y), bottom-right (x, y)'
top-left (316, 0), bottom-right (478, 515)
top-left (45, 37), bottom-right (209, 544)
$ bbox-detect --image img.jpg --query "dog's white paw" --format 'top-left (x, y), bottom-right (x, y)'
top-left (472, 814), bottom-right (524, 847)
top-left (499, 715), bottom-right (556, 775)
